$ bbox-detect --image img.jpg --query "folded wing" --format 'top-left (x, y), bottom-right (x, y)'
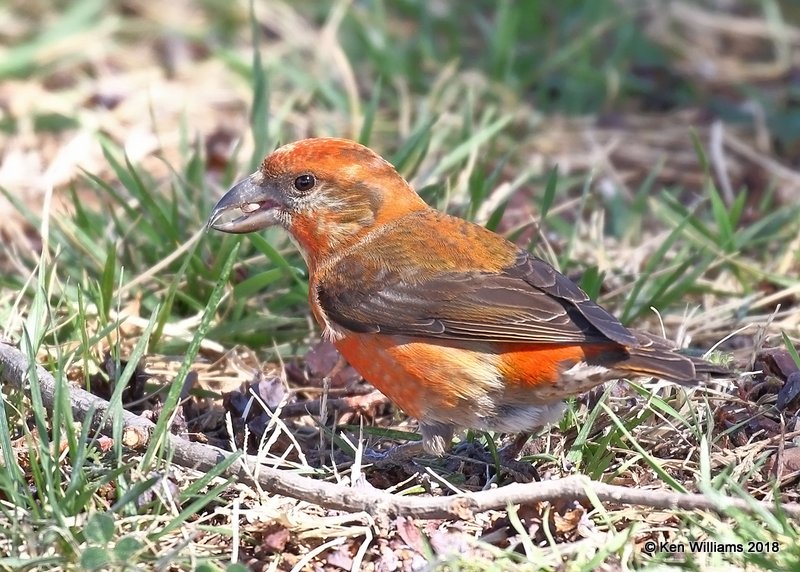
top-left (317, 249), bottom-right (638, 347)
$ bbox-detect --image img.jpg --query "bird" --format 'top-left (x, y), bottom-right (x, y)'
top-left (207, 137), bottom-right (725, 457)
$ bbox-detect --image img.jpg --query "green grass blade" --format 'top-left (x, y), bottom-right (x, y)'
top-left (141, 243), bottom-right (240, 468)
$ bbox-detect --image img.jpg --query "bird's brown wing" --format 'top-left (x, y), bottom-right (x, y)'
top-left (316, 250), bottom-right (638, 346)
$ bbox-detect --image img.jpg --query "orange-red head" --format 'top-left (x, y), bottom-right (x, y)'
top-left (208, 138), bottom-right (427, 267)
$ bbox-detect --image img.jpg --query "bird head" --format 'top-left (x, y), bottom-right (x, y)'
top-left (208, 138), bottom-right (426, 267)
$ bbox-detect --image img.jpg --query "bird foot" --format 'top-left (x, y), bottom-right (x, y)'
top-left (361, 441), bottom-right (426, 465)
top-left (451, 434), bottom-right (540, 482)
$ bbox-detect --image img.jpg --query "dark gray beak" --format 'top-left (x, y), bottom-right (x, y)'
top-left (207, 173), bottom-right (280, 234)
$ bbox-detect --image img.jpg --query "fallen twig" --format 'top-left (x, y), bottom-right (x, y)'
top-left (3, 341), bottom-right (800, 520)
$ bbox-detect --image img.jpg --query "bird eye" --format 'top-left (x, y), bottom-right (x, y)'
top-left (293, 174), bottom-right (315, 192)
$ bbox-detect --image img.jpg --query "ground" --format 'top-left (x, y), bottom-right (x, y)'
top-left (1, 1), bottom-right (799, 570)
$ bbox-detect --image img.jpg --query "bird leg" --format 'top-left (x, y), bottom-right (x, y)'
top-left (500, 432), bottom-right (534, 460)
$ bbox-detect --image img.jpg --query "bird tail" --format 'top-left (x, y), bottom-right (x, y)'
top-left (613, 330), bottom-right (729, 385)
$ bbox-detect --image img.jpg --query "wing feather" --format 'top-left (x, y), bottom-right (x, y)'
top-left (317, 249), bottom-right (637, 347)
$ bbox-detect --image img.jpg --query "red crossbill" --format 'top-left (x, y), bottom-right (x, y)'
top-left (208, 138), bottom-right (724, 456)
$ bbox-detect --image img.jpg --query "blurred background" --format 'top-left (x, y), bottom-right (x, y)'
top-left (2, 0), bottom-right (799, 207)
